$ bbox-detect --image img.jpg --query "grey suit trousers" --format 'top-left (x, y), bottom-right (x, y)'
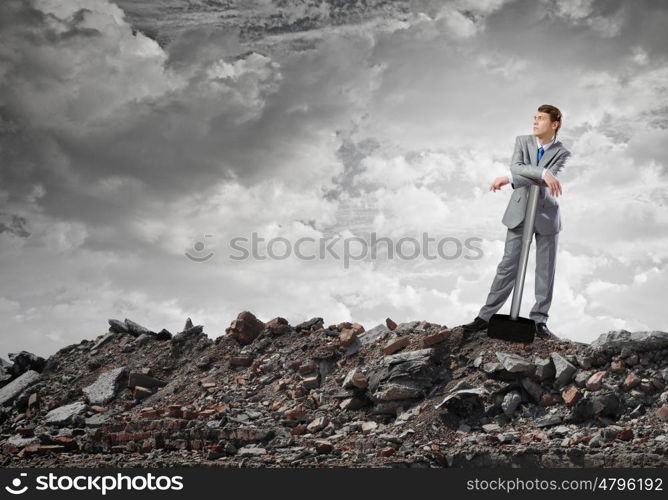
top-left (478, 222), bottom-right (558, 324)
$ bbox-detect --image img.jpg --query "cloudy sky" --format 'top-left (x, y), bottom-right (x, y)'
top-left (1, 0), bottom-right (667, 358)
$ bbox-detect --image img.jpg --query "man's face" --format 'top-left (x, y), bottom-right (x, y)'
top-left (532, 111), bottom-right (556, 137)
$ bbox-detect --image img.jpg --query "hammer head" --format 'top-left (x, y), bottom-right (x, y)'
top-left (487, 314), bottom-right (535, 343)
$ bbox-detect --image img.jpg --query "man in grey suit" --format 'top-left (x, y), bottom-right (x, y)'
top-left (461, 104), bottom-right (572, 339)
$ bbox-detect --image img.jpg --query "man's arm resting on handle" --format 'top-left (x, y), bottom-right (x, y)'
top-left (509, 135), bottom-right (548, 181)
top-left (508, 168), bottom-right (548, 188)
top-left (509, 172), bottom-right (546, 189)
top-left (509, 146), bottom-right (571, 189)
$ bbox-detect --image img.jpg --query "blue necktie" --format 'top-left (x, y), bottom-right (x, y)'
top-left (538, 146), bottom-right (544, 163)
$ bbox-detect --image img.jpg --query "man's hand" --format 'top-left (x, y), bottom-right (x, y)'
top-left (489, 176), bottom-right (510, 192)
top-left (543, 170), bottom-right (563, 197)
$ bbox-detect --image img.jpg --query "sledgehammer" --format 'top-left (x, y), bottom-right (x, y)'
top-left (487, 184), bottom-right (540, 343)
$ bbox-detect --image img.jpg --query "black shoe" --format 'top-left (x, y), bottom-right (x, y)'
top-left (461, 316), bottom-right (489, 334)
top-left (535, 322), bottom-right (552, 337)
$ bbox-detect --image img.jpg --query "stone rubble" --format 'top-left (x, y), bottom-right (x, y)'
top-left (0, 316), bottom-right (666, 468)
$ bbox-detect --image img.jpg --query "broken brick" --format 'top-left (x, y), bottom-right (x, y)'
top-left (561, 385), bottom-right (582, 405)
top-left (383, 337), bottom-right (409, 355)
top-left (586, 371), bottom-right (606, 391)
top-left (423, 330), bottom-right (450, 347)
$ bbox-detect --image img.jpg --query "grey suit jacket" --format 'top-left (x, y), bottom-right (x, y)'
top-left (501, 134), bottom-right (572, 235)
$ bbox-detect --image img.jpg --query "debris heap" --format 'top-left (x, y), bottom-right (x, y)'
top-left (1, 313), bottom-right (666, 468)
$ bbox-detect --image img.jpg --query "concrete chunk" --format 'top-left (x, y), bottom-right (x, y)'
top-left (357, 324), bottom-right (388, 346)
top-left (91, 331), bottom-right (120, 352)
top-left (124, 319), bottom-right (154, 337)
top-left (44, 401), bottom-right (87, 426)
top-left (108, 319), bottom-right (129, 333)
top-left (0, 370), bottom-right (40, 406)
top-left (495, 351), bottom-right (535, 374)
top-left (550, 353), bottom-right (577, 389)
top-left (534, 357), bottom-right (556, 381)
top-left (83, 367), bottom-right (127, 405)
top-left (590, 330), bottom-right (668, 353)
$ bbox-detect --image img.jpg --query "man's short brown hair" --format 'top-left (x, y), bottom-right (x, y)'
top-left (537, 104), bottom-right (562, 138)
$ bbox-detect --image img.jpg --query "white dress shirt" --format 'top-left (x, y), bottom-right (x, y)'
top-left (508, 134), bottom-right (556, 185)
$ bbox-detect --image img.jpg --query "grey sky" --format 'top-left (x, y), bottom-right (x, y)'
top-left (1, 0), bottom-right (667, 358)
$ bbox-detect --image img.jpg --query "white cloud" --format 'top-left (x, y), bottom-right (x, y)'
top-left (548, 0), bottom-right (626, 37)
top-left (0, 297), bottom-right (20, 316)
top-left (1, 0), bottom-right (667, 359)
top-left (554, 0), bottom-right (595, 20)
top-left (631, 46), bottom-right (649, 65)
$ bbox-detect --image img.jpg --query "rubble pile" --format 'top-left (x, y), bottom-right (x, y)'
top-left (0, 313), bottom-right (666, 468)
